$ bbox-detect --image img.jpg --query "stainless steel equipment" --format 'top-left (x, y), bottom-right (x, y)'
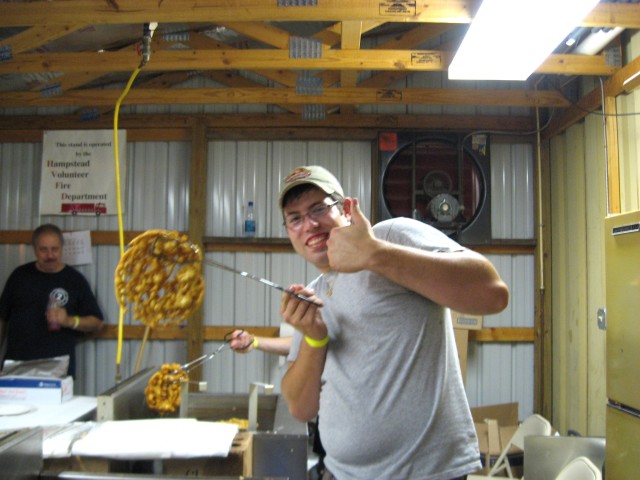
top-left (523, 435), bottom-right (605, 479)
top-left (97, 367), bottom-right (158, 421)
top-left (179, 383), bottom-right (308, 479)
top-left (93, 368), bottom-right (308, 479)
top-left (40, 474), bottom-right (286, 480)
top-left (0, 428), bottom-right (42, 480)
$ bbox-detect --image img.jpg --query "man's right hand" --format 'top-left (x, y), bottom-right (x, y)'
top-left (229, 329), bottom-right (254, 353)
top-left (280, 285), bottom-right (326, 341)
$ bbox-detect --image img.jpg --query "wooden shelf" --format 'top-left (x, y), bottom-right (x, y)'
top-left (0, 230), bottom-right (534, 254)
top-left (95, 324), bottom-right (533, 343)
top-left (96, 324), bottom-right (280, 341)
top-left (202, 236), bottom-right (293, 253)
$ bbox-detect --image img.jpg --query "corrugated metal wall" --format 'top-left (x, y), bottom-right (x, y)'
top-left (467, 143), bottom-right (535, 419)
top-left (0, 134), bottom-right (535, 420)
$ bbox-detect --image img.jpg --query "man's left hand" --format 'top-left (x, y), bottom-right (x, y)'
top-left (327, 197), bottom-right (379, 273)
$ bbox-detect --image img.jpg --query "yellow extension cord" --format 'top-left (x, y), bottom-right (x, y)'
top-left (113, 66), bottom-right (142, 382)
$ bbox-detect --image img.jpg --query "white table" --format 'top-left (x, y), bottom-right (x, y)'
top-left (0, 396), bottom-right (96, 431)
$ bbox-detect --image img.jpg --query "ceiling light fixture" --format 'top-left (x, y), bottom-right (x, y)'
top-left (623, 71), bottom-right (640, 86)
top-left (623, 70), bottom-right (640, 92)
top-left (448, 0), bottom-right (600, 81)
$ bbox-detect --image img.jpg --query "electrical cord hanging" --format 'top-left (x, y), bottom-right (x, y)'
top-left (113, 67), bottom-right (140, 383)
top-left (551, 76), bottom-right (640, 117)
top-left (461, 109), bottom-right (556, 145)
top-left (112, 22), bottom-right (157, 383)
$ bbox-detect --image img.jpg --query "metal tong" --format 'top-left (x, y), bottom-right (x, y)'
top-left (175, 330), bottom-right (241, 375)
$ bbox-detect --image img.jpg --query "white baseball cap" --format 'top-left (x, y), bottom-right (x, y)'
top-left (278, 166), bottom-right (344, 209)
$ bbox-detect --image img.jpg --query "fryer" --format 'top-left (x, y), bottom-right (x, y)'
top-left (56, 368), bottom-right (309, 479)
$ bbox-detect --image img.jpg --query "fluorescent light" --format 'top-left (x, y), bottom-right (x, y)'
top-left (623, 70), bottom-right (640, 93)
top-left (448, 0), bottom-right (600, 81)
top-left (623, 71), bottom-right (640, 87)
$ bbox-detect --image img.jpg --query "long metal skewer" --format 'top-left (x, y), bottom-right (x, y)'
top-left (203, 258), bottom-right (322, 306)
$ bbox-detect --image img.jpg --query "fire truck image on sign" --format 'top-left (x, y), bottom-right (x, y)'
top-left (61, 202), bottom-right (107, 216)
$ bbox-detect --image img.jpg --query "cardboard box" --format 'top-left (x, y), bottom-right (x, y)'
top-left (0, 375), bottom-right (73, 404)
top-left (454, 328), bottom-right (469, 383)
top-left (452, 311), bottom-right (483, 330)
top-left (451, 311), bottom-right (482, 384)
top-left (471, 402), bottom-right (522, 476)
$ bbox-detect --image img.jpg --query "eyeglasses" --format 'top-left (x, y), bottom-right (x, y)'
top-left (283, 199), bottom-right (340, 231)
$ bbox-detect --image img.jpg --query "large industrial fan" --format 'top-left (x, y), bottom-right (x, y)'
top-left (377, 132), bottom-right (492, 245)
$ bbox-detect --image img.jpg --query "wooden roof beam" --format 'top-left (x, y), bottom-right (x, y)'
top-left (1, 2), bottom-right (639, 27)
top-left (0, 112), bottom-right (536, 135)
top-left (339, 21), bottom-right (363, 114)
top-left (0, 86), bottom-right (569, 108)
top-left (0, 1), bottom-right (480, 26)
top-left (0, 24), bottom-right (87, 54)
top-left (0, 49), bottom-right (616, 76)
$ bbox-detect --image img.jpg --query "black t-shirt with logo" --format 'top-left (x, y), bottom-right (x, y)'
top-left (0, 262), bottom-right (103, 378)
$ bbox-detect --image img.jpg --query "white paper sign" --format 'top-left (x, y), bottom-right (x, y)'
top-left (40, 130), bottom-right (126, 216)
top-left (62, 230), bottom-right (93, 266)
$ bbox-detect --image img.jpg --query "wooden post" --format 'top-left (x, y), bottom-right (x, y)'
top-left (187, 118), bottom-right (207, 383)
top-left (605, 96), bottom-right (620, 215)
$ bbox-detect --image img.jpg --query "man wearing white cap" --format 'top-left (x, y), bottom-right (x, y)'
top-left (278, 165), bottom-right (509, 480)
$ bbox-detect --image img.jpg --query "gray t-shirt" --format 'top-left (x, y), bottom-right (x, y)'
top-left (288, 217), bottom-right (481, 480)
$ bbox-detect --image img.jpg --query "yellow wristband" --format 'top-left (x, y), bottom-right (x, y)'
top-left (72, 316), bottom-right (80, 329)
top-left (304, 335), bottom-right (329, 348)
top-left (252, 337), bottom-right (259, 349)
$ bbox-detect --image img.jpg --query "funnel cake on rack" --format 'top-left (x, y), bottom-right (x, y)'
top-left (115, 230), bottom-right (205, 327)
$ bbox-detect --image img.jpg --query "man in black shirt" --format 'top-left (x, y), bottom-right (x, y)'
top-left (0, 224), bottom-right (104, 378)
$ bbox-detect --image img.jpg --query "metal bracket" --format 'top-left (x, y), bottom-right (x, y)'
top-left (163, 32), bottom-right (190, 42)
top-left (79, 108), bottom-right (101, 122)
top-left (605, 45), bottom-right (622, 67)
top-left (289, 36), bottom-right (322, 59)
top-left (302, 105), bottom-right (326, 121)
top-left (597, 307), bottom-right (607, 330)
top-left (40, 83), bottom-right (62, 98)
top-left (296, 72), bottom-right (323, 95)
top-left (0, 45), bottom-right (13, 62)
top-left (278, 0), bottom-right (318, 6)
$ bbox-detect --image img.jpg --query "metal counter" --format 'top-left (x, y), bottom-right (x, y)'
top-left (41, 474), bottom-right (286, 480)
